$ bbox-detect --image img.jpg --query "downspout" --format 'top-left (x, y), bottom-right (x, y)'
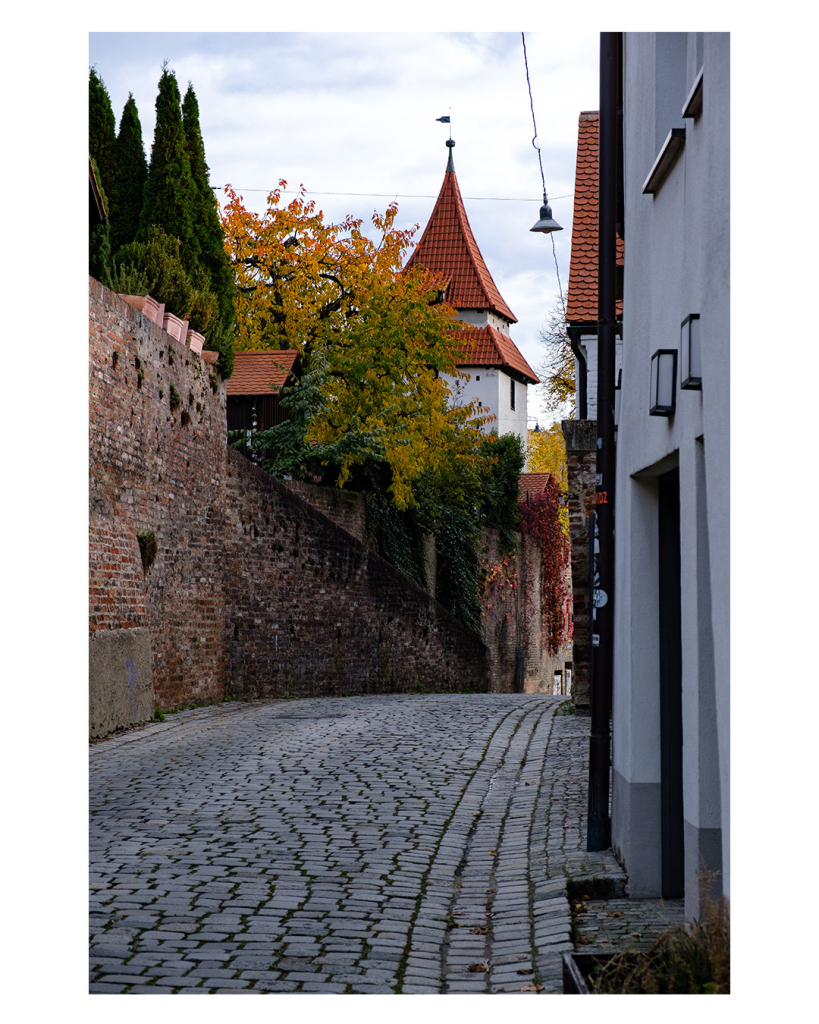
top-left (587, 30), bottom-right (620, 851)
top-left (567, 325), bottom-right (589, 420)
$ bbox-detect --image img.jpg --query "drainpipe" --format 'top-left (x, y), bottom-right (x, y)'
top-left (567, 325), bottom-right (589, 420)
top-left (587, 30), bottom-right (620, 851)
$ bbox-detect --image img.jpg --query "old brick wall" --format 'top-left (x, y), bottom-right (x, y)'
top-left (90, 278), bottom-right (490, 734)
top-left (89, 278), bottom-right (228, 728)
top-left (562, 419), bottom-right (598, 713)
top-left (478, 529), bottom-right (570, 694)
top-left (223, 451), bottom-right (489, 697)
top-left (281, 479), bottom-right (367, 543)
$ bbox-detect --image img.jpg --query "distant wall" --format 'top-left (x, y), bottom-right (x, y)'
top-left (561, 419), bottom-right (597, 713)
top-left (224, 452), bottom-right (489, 698)
top-left (89, 279), bottom-right (489, 737)
top-left (479, 528), bottom-right (570, 695)
top-left (281, 478), bottom-right (367, 543)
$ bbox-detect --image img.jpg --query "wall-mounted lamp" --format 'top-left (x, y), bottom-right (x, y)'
top-left (680, 313), bottom-right (701, 390)
top-left (649, 349), bottom-right (677, 416)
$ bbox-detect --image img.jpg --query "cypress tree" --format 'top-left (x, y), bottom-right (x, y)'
top-left (182, 82), bottom-right (235, 377)
top-left (89, 68), bottom-right (117, 202)
top-left (111, 94), bottom-right (148, 255)
top-left (89, 69), bottom-right (116, 280)
top-left (139, 64), bottom-right (201, 270)
top-left (89, 156), bottom-right (111, 283)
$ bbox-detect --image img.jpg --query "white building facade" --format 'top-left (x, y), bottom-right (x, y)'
top-left (611, 32), bottom-right (730, 918)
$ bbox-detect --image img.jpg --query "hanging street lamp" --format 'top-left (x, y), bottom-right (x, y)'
top-left (530, 192), bottom-right (563, 234)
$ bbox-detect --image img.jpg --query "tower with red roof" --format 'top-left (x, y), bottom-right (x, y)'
top-left (405, 140), bottom-right (538, 438)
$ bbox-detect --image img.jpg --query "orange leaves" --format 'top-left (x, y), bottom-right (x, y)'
top-left (219, 184), bottom-right (487, 508)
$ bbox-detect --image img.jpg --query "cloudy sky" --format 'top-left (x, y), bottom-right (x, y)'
top-left (89, 31), bottom-right (600, 427)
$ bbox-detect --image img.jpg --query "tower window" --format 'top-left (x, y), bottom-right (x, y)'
top-left (510, 377), bottom-right (516, 410)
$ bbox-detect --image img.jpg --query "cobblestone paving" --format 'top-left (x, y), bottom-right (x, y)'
top-left (89, 694), bottom-right (627, 995)
top-left (571, 894), bottom-right (685, 953)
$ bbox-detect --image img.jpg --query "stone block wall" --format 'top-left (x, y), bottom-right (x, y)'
top-left (561, 419), bottom-right (598, 713)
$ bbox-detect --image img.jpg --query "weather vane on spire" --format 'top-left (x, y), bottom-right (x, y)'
top-left (436, 111), bottom-right (452, 141)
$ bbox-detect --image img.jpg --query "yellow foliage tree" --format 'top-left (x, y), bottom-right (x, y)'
top-left (219, 182), bottom-right (488, 507)
top-left (526, 422), bottom-right (568, 490)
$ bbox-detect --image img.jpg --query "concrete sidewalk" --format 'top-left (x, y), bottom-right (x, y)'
top-left (89, 694), bottom-right (680, 994)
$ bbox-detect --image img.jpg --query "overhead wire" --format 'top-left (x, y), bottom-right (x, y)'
top-left (212, 186), bottom-right (572, 204)
top-left (521, 32), bottom-right (566, 311)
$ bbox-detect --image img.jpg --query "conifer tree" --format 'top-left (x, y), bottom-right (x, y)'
top-left (89, 68), bottom-right (117, 202)
top-left (139, 64), bottom-right (201, 270)
top-left (89, 156), bottom-right (111, 283)
top-left (89, 69), bottom-right (116, 280)
top-left (182, 83), bottom-right (235, 377)
top-left (111, 94), bottom-right (148, 255)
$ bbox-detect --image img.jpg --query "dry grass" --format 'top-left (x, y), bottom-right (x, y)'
top-left (589, 885), bottom-right (729, 994)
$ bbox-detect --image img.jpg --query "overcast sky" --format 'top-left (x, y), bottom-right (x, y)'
top-left (89, 31), bottom-right (601, 427)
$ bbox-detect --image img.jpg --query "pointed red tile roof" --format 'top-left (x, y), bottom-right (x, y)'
top-left (449, 325), bottom-right (539, 385)
top-left (566, 111), bottom-right (624, 324)
top-left (406, 154), bottom-right (517, 324)
top-left (226, 350), bottom-right (299, 396)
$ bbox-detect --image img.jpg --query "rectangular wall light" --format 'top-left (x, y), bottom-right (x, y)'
top-left (680, 313), bottom-right (702, 390)
top-left (650, 349), bottom-right (677, 416)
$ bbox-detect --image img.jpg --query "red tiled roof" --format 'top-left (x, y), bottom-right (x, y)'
top-left (519, 472), bottom-right (553, 497)
top-left (449, 325), bottom-right (539, 385)
top-left (226, 350), bottom-right (299, 396)
top-left (405, 157), bottom-right (517, 323)
top-left (566, 111), bottom-right (624, 324)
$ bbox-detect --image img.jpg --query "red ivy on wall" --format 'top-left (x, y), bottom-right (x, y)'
top-left (518, 477), bottom-right (571, 656)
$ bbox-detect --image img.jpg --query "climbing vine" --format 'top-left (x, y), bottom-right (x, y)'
top-left (518, 476), bottom-right (571, 655)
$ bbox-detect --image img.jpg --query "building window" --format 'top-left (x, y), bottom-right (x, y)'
top-left (510, 377), bottom-right (515, 410)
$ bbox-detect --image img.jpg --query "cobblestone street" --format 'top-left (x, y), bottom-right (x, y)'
top-left (89, 693), bottom-right (639, 994)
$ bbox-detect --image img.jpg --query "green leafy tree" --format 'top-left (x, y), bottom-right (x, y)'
top-left (138, 64), bottom-right (201, 270)
top-left (478, 432), bottom-right (525, 551)
top-left (111, 93), bottom-right (148, 255)
top-left (182, 82), bottom-right (235, 377)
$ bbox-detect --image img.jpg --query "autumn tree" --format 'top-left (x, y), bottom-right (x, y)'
top-left (526, 421), bottom-right (568, 492)
top-left (110, 93), bottom-right (148, 255)
top-left (538, 297), bottom-right (575, 418)
top-left (518, 476), bottom-right (571, 655)
top-left (220, 183), bottom-right (488, 507)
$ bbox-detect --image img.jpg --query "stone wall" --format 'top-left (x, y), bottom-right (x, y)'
top-left (89, 278), bottom-right (489, 737)
top-left (89, 278), bottom-right (228, 734)
top-left (281, 478), bottom-right (367, 543)
top-left (561, 419), bottom-right (598, 713)
top-left (224, 453), bottom-right (489, 698)
top-left (478, 529), bottom-right (570, 695)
